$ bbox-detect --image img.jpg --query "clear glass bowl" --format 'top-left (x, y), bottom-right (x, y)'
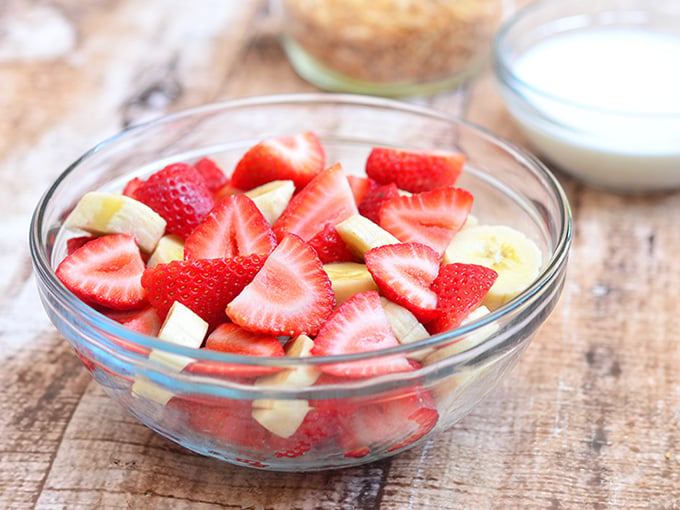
top-left (29, 94), bottom-right (571, 471)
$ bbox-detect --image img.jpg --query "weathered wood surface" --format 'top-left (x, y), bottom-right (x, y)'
top-left (2, 1), bottom-right (679, 508)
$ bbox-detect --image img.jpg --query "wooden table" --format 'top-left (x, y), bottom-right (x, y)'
top-left (2, 1), bottom-right (679, 508)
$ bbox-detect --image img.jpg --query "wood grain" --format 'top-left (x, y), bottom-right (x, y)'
top-left (2, 1), bottom-right (680, 508)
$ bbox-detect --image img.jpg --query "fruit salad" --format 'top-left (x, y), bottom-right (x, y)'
top-left (54, 131), bottom-right (542, 462)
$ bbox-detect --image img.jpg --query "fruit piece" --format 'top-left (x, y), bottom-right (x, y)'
top-left (255, 335), bottom-right (320, 389)
top-left (244, 179), bottom-right (296, 225)
top-left (339, 389), bottom-right (439, 457)
top-left (323, 262), bottom-right (379, 305)
top-left (252, 399), bottom-right (311, 439)
top-left (307, 223), bottom-right (357, 264)
top-left (231, 131), bottom-right (326, 191)
top-left (105, 306), bottom-right (163, 339)
top-left (358, 182), bottom-right (400, 224)
top-left (226, 234), bottom-right (335, 337)
top-left (131, 376), bottom-right (176, 405)
top-left (142, 255), bottom-right (265, 329)
top-left (63, 191), bottom-right (166, 253)
top-left (442, 225), bottom-right (542, 310)
top-left (311, 291), bottom-right (414, 377)
top-left (269, 407), bottom-right (339, 458)
top-left (183, 194), bottom-right (277, 260)
top-left (364, 242), bottom-right (440, 323)
top-left (366, 147), bottom-right (466, 193)
top-left (272, 163), bottom-right (358, 242)
top-left (335, 214), bottom-right (400, 258)
top-left (149, 301), bottom-right (209, 371)
top-left (194, 157), bottom-right (229, 193)
top-left (346, 175), bottom-right (374, 204)
top-left (134, 162), bottom-right (215, 239)
top-left (427, 263), bottom-right (498, 334)
top-left (122, 177), bottom-right (145, 198)
top-left (146, 234), bottom-right (184, 267)
top-left (66, 235), bottom-right (96, 255)
top-left (380, 297), bottom-right (431, 361)
top-left (55, 234), bottom-right (147, 310)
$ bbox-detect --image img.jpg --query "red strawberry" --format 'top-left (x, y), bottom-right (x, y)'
top-left (122, 177), bottom-right (145, 198)
top-left (379, 187), bottom-right (473, 257)
top-left (56, 234), bottom-right (147, 310)
top-left (270, 407), bottom-right (340, 458)
top-left (365, 242), bottom-right (440, 323)
top-left (184, 194), bottom-right (277, 260)
top-left (346, 175), bottom-right (374, 204)
top-left (194, 157), bottom-right (229, 193)
top-left (366, 147), bottom-right (466, 193)
top-left (141, 255), bottom-right (265, 329)
top-left (427, 263), bottom-right (498, 334)
top-left (231, 131), bottom-right (325, 192)
top-left (307, 223), bottom-right (357, 264)
top-left (134, 162), bottom-right (215, 238)
top-left (272, 163), bottom-right (358, 242)
top-left (66, 235), bottom-right (96, 255)
top-left (226, 234), bottom-right (335, 337)
top-left (339, 389), bottom-right (439, 457)
top-left (103, 306), bottom-right (162, 355)
top-left (311, 291), bottom-right (414, 378)
top-left (187, 323), bottom-right (284, 377)
top-left (358, 182), bottom-right (400, 224)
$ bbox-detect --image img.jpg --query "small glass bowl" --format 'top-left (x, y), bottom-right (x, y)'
top-left (277, 0), bottom-right (504, 97)
top-left (494, 0), bottom-right (680, 193)
top-left (29, 94), bottom-right (571, 471)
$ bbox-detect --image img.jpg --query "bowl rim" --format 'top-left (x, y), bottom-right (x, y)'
top-left (493, 0), bottom-right (680, 118)
top-left (29, 92), bottom-right (572, 372)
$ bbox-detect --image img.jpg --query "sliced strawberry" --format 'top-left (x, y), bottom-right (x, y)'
top-left (427, 263), bottom-right (498, 334)
top-left (365, 242), bottom-right (440, 323)
top-left (226, 234), bottom-right (335, 337)
top-left (366, 147), bottom-right (466, 193)
top-left (184, 194), bottom-right (277, 260)
top-left (134, 162), bottom-right (215, 238)
top-left (56, 234), bottom-right (147, 310)
top-left (270, 407), bottom-right (340, 458)
top-left (311, 291), bottom-right (414, 378)
top-left (105, 306), bottom-right (163, 337)
top-left (346, 175), bottom-right (374, 205)
top-left (231, 131), bottom-right (325, 192)
top-left (272, 163), bottom-right (358, 242)
top-left (186, 323), bottom-right (285, 378)
top-left (358, 182), bottom-right (400, 224)
top-left (339, 388), bottom-right (439, 457)
top-left (122, 177), bottom-right (145, 198)
top-left (379, 187), bottom-right (473, 257)
top-left (66, 235), bottom-right (96, 255)
top-left (194, 157), bottom-right (229, 193)
top-left (307, 223), bottom-right (357, 264)
top-left (141, 255), bottom-right (265, 330)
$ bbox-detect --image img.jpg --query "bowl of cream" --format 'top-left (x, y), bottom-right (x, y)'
top-left (494, 0), bottom-right (680, 193)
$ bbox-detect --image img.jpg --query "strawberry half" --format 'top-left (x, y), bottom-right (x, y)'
top-left (346, 175), bottom-right (374, 205)
top-left (56, 234), bottom-right (147, 310)
top-left (194, 157), bottom-right (229, 193)
top-left (379, 187), bottom-right (473, 257)
top-left (427, 263), bottom-right (498, 334)
top-left (186, 323), bottom-right (285, 377)
top-left (311, 291), bottom-right (414, 378)
top-left (358, 181), bottom-right (400, 224)
top-left (272, 163), bottom-right (358, 242)
top-left (366, 147), bottom-right (466, 193)
top-left (365, 242), bottom-right (440, 323)
top-left (307, 223), bottom-right (357, 264)
top-left (231, 131), bottom-right (326, 192)
top-left (141, 255), bottom-right (265, 329)
top-left (226, 234), bottom-right (335, 337)
top-left (134, 162), bottom-right (215, 238)
top-left (184, 194), bottom-right (277, 260)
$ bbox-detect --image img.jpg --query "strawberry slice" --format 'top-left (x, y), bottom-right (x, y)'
top-left (346, 175), bottom-right (374, 204)
top-left (122, 177), bottom-right (145, 198)
top-left (134, 162), bottom-right (215, 239)
top-left (231, 131), bottom-right (326, 192)
top-left (194, 157), bottom-right (229, 193)
top-left (103, 306), bottom-right (162, 355)
top-left (307, 223), bottom-right (357, 264)
top-left (184, 194), bottom-right (277, 260)
top-left (427, 263), bottom-right (498, 334)
top-left (56, 234), bottom-right (147, 310)
top-left (272, 163), bottom-right (358, 242)
top-left (66, 235), bottom-right (96, 255)
top-left (311, 291), bottom-right (414, 377)
top-left (379, 187), bottom-right (473, 257)
top-left (226, 234), bottom-right (335, 337)
top-left (366, 147), bottom-right (466, 193)
top-left (339, 388), bottom-right (439, 457)
top-left (270, 407), bottom-right (340, 458)
top-left (358, 181), bottom-right (400, 224)
top-left (186, 323), bottom-right (285, 377)
top-left (141, 255), bottom-right (265, 329)
top-left (365, 242), bottom-right (440, 323)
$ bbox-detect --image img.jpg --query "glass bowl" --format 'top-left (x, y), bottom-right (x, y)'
top-left (29, 94), bottom-right (571, 471)
top-left (493, 0), bottom-right (680, 193)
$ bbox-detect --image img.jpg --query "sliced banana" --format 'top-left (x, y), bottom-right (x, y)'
top-left (335, 214), bottom-right (400, 259)
top-left (148, 301), bottom-right (208, 372)
top-left (323, 262), bottom-right (378, 305)
top-left (380, 297), bottom-right (431, 361)
top-left (245, 180), bottom-right (295, 225)
top-left (64, 191), bottom-right (166, 253)
top-left (147, 234), bottom-right (185, 267)
top-left (442, 225), bottom-right (542, 310)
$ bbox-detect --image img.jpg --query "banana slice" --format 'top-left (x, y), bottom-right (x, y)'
top-left (147, 234), bottom-right (185, 267)
top-left (64, 191), bottom-right (166, 253)
top-left (335, 214), bottom-right (400, 259)
top-left (148, 301), bottom-right (208, 372)
top-left (380, 297), bottom-right (431, 361)
top-left (443, 225), bottom-right (542, 310)
top-left (245, 180), bottom-right (295, 225)
top-left (323, 262), bottom-right (378, 305)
